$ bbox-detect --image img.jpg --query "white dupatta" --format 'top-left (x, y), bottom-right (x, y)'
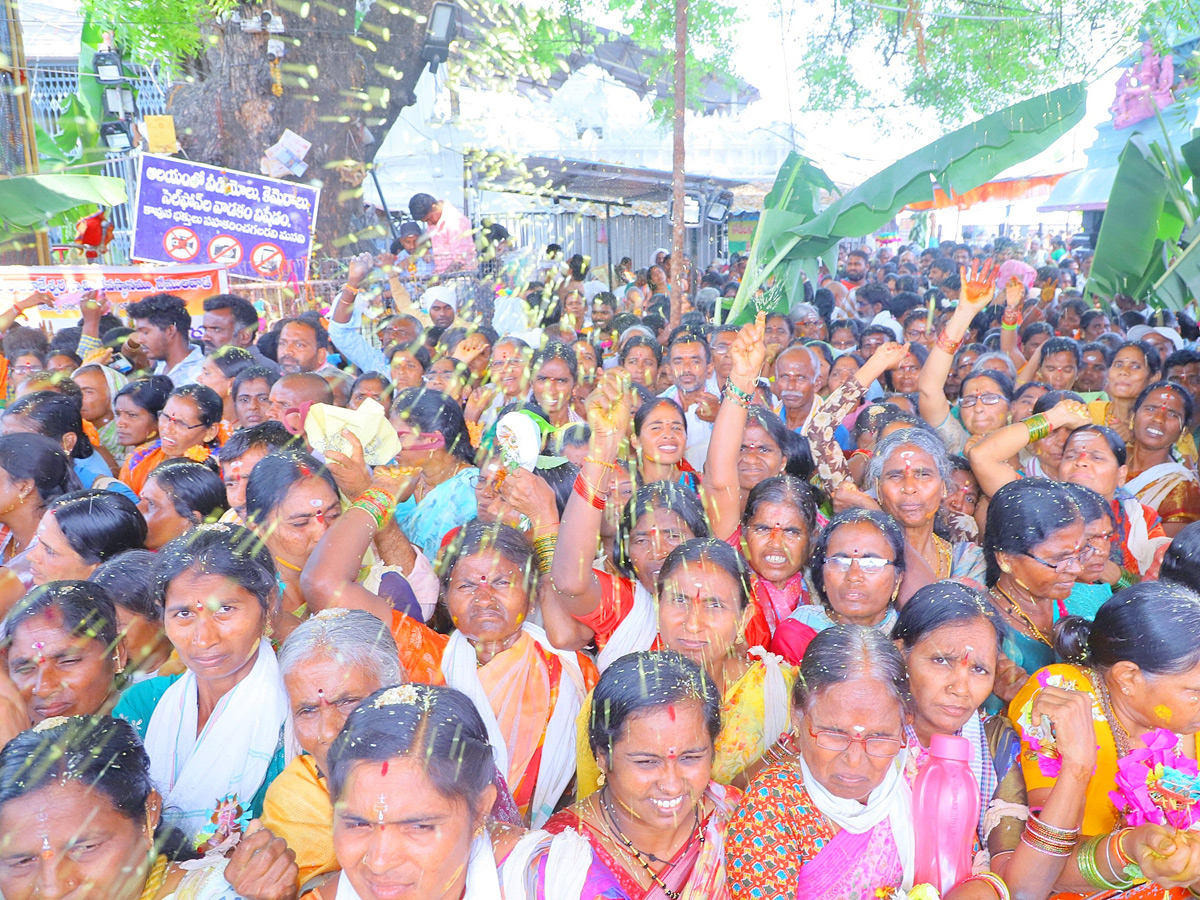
top-left (145, 638), bottom-right (295, 840)
top-left (799, 752), bottom-right (916, 889)
top-left (595, 579), bottom-right (657, 673)
top-left (440, 623), bottom-right (585, 828)
top-left (1126, 461), bottom-right (1197, 510)
top-left (334, 834), bottom-right (502, 900)
top-left (1121, 496), bottom-right (1172, 574)
top-left (747, 646), bottom-right (790, 748)
top-left (501, 828), bottom-right (595, 900)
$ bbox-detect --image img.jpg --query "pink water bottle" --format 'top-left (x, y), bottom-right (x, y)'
top-left (911, 733), bottom-right (980, 893)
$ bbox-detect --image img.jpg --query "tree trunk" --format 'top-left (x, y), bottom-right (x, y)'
top-left (167, 0), bottom-right (434, 256)
top-left (668, 0), bottom-right (687, 330)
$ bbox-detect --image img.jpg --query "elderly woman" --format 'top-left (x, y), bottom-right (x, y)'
top-left (306, 513), bottom-right (595, 828)
top-left (3, 580), bottom-right (125, 728)
top-left (1012, 581), bottom-right (1200, 899)
top-left (727, 625), bottom-right (916, 898)
top-left (73, 362), bottom-right (128, 464)
top-left (262, 608), bottom-right (407, 888)
top-left (865, 427), bottom-right (986, 596)
top-left (548, 650), bottom-right (739, 899)
top-left (773, 508), bottom-right (906, 664)
top-left (0, 716), bottom-right (297, 900)
top-left (113, 524), bottom-right (294, 843)
top-left (27, 489), bottom-right (147, 585)
top-left (312, 682), bottom-right (620, 900)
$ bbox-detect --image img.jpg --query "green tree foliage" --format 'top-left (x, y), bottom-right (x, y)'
top-left (794, 0), bottom-right (1165, 125)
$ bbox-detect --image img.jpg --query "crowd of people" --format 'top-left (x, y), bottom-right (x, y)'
top-left (5, 224), bottom-right (1200, 900)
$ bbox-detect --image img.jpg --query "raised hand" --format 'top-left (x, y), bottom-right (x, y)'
top-left (324, 430), bottom-right (371, 499)
top-left (872, 341), bottom-right (912, 371)
top-left (729, 312), bottom-right (767, 386)
top-left (587, 368), bottom-right (633, 445)
top-left (1045, 398), bottom-right (1092, 432)
top-left (1040, 279), bottom-right (1057, 306)
top-left (453, 333), bottom-right (490, 366)
top-left (346, 251), bottom-right (374, 288)
top-left (960, 258), bottom-right (996, 306)
top-left (1004, 276), bottom-right (1026, 309)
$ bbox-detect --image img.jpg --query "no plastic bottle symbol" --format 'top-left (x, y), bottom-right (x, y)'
top-left (163, 226), bottom-right (199, 262)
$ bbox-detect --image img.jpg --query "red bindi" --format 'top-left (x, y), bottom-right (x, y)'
top-left (381, 760), bottom-right (389, 776)
top-left (666, 704), bottom-right (676, 721)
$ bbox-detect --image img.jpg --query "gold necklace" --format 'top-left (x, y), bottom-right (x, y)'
top-left (139, 855), bottom-right (169, 900)
top-left (992, 584), bottom-right (1052, 646)
top-left (1092, 669), bottom-right (1134, 759)
top-left (598, 789), bottom-right (700, 900)
top-left (931, 534), bottom-right (952, 579)
top-left (274, 556), bottom-right (303, 573)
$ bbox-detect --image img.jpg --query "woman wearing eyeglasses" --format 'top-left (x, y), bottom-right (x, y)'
top-left (729, 626), bottom-right (953, 900)
top-left (982, 479), bottom-right (1086, 709)
top-left (118, 384), bottom-right (223, 495)
top-left (772, 508), bottom-right (906, 664)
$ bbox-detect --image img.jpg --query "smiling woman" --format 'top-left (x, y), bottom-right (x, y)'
top-left (545, 650), bottom-right (739, 900)
top-left (112, 524), bottom-right (294, 844)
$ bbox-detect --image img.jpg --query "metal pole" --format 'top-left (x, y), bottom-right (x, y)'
top-left (605, 201), bottom-right (613, 288)
top-left (668, 0), bottom-right (687, 331)
top-left (370, 167), bottom-right (400, 241)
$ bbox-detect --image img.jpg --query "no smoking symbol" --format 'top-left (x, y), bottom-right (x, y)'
top-left (163, 226), bottom-right (199, 262)
top-left (207, 235), bottom-right (243, 266)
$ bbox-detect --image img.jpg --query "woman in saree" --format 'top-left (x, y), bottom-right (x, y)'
top-left (772, 507), bottom-right (905, 664)
top-left (1056, 426), bottom-right (1170, 580)
top-left (530, 341), bottom-right (583, 429)
top-left (0, 716), bottom-right (299, 900)
top-left (727, 625), bottom-right (917, 899)
top-left (3, 390), bottom-right (123, 492)
top-left (548, 650), bottom-right (738, 900)
top-left (544, 370), bottom-right (709, 668)
top-left (632, 397), bottom-right (699, 491)
top-left (307, 512), bottom-right (595, 828)
top-left (1087, 340), bottom-right (1161, 444)
top-left (982, 478), bottom-right (1085, 709)
top-left (574, 538), bottom-right (795, 794)
top-left (896, 581), bottom-right (1095, 896)
top-left (1010, 580), bottom-right (1200, 899)
top-left (113, 375), bottom-right (172, 468)
top-left (736, 475), bottom-right (818, 648)
top-left (389, 387), bottom-right (479, 560)
top-left (3, 580), bottom-right (126, 727)
top-left (311, 682), bottom-right (622, 900)
top-left (120, 384), bottom-right (224, 496)
top-left (262, 608), bottom-right (407, 889)
top-left (27, 488), bottom-right (146, 586)
top-left (1124, 381), bottom-right (1200, 535)
top-left (0, 433), bottom-right (76, 611)
top-left (918, 274), bottom-right (1014, 455)
top-left (73, 361), bottom-right (128, 465)
top-left (113, 524), bottom-right (295, 843)
top-left (970, 391), bottom-right (1090, 487)
top-left (245, 450), bottom-right (341, 630)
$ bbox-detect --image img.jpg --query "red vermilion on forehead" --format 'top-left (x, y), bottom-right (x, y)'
top-left (381, 760), bottom-right (389, 776)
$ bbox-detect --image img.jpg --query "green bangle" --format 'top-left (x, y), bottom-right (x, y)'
top-left (724, 379), bottom-right (754, 402)
top-left (1078, 834), bottom-right (1137, 891)
top-left (1116, 567), bottom-right (1137, 590)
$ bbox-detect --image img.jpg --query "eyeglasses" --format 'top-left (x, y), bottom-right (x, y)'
top-left (958, 393), bottom-right (1007, 409)
top-left (157, 412), bottom-right (205, 430)
top-left (824, 555), bottom-right (895, 573)
top-left (1024, 544), bottom-right (1097, 572)
top-left (806, 722), bottom-right (905, 758)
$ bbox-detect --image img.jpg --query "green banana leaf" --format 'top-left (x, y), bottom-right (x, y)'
top-left (0, 174), bottom-right (127, 229)
top-left (1153, 234), bottom-right (1200, 310)
top-left (728, 82), bottom-right (1089, 323)
top-left (1088, 135), bottom-right (1185, 304)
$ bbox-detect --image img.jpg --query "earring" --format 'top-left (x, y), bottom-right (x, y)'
top-left (1000, 562), bottom-right (1011, 574)
top-left (263, 621), bottom-right (275, 639)
top-left (597, 771), bottom-right (607, 787)
top-left (113, 654), bottom-right (124, 675)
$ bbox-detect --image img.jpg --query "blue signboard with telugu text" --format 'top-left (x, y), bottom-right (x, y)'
top-left (130, 154), bottom-right (320, 281)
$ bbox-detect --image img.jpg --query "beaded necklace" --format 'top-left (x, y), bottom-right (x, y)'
top-left (598, 788), bottom-right (702, 900)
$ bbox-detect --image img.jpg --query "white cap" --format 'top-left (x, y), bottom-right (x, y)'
top-left (422, 285), bottom-right (457, 313)
top-left (1153, 326), bottom-right (1184, 351)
